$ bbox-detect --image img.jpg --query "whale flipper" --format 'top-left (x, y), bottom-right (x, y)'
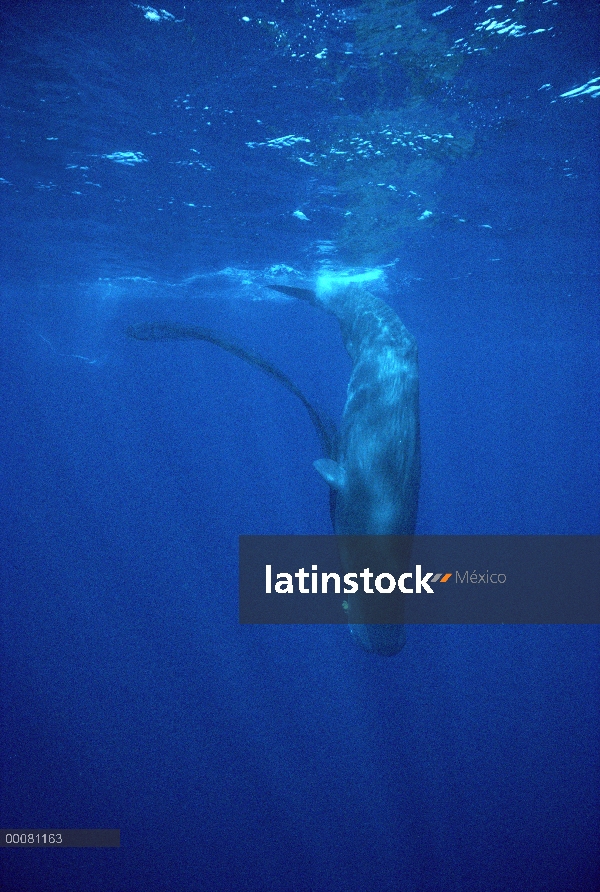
top-left (313, 458), bottom-right (346, 491)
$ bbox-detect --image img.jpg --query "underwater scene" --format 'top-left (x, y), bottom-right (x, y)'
top-left (1, 1), bottom-right (599, 889)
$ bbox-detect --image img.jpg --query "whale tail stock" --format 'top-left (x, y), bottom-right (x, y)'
top-left (265, 284), bottom-right (317, 304)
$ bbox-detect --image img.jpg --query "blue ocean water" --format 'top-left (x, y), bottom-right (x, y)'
top-left (1, 1), bottom-right (599, 890)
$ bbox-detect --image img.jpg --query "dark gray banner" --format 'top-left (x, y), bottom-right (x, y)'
top-left (0, 829), bottom-right (120, 847)
top-left (239, 536), bottom-right (600, 624)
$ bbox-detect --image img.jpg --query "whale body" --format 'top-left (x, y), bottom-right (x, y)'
top-left (268, 274), bottom-right (420, 656)
top-left (128, 272), bottom-right (420, 656)
top-left (270, 276), bottom-right (420, 536)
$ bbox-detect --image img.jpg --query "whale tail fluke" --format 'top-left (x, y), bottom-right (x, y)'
top-left (126, 320), bottom-right (335, 460)
top-left (127, 321), bottom-right (215, 342)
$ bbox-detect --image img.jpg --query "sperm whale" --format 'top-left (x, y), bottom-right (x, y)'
top-left (268, 274), bottom-right (420, 656)
top-left (127, 272), bottom-right (420, 656)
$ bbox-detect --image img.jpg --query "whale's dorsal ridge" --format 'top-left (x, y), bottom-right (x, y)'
top-left (313, 457), bottom-right (346, 491)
